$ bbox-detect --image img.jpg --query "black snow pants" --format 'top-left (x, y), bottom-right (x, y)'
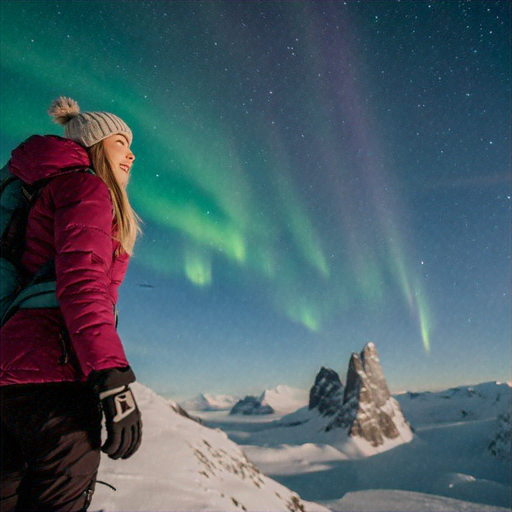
top-left (0, 383), bottom-right (102, 511)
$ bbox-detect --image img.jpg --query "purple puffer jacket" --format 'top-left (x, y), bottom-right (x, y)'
top-left (0, 135), bottom-right (130, 386)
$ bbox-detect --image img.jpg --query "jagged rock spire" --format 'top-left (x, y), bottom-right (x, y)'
top-left (322, 342), bottom-right (412, 447)
top-left (361, 342), bottom-right (391, 407)
top-left (309, 367), bottom-right (344, 416)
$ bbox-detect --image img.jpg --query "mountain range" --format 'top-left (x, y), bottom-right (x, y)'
top-left (89, 345), bottom-right (511, 512)
top-left (181, 385), bottom-right (310, 415)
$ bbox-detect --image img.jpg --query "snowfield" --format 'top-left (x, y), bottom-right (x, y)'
top-left (90, 382), bottom-right (511, 511)
top-left (324, 489), bottom-right (510, 511)
top-left (199, 382), bottom-right (512, 511)
top-left (395, 381), bottom-right (512, 426)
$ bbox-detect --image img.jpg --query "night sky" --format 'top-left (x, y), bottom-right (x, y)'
top-left (1, 0), bottom-right (510, 400)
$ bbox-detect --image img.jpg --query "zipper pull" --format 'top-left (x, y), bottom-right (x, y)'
top-left (58, 329), bottom-right (69, 365)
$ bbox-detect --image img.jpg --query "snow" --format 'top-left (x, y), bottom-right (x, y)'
top-left (323, 489), bottom-right (511, 511)
top-left (89, 381), bottom-right (511, 511)
top-left (261, 385), bottom-right (310, 414)
top-left (199, 382), bottom-right (511, 510)
top-left (395, 381), bottom-right (511, 426)
top-left (90, 383), bottom-right (327, 512)
top-left (182, 385), bottom-right (309, 414)
top-left (229, 394), bottom-right (412, 460)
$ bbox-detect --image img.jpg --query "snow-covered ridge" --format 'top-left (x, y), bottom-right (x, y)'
top-left (395, 381), bottom-right (512, 427)
top-left (323, 489), bottom-right (511, 512)
top-left (91, 383), bottom-right (328, 512)
top-left (230, 395), bottom-right (275, 415)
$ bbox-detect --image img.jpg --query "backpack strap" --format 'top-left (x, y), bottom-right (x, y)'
top-left (1, 260), bottom-right (58, 326)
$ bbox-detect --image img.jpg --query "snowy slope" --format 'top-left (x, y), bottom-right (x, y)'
top-left (244, 402), bottom-right (413, 461)
top-left (90, 383), bottom-right (328, 512)
top-left (323, 489), bottom-right (511, 512)
top-left (240, 416), bottom-right (511, 509)
top-left (395, 381), bottom-right (511, 427)
top-left (201, 380), bottom-right (511, 510)
top-left (90, 380), bottom-right (511, 511)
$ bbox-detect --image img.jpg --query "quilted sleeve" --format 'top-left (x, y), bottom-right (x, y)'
top-left (51, 172), bottom-right (130, 377)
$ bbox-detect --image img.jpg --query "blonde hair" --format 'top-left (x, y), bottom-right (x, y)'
top-left (87, 141), bottom-right (141, 255)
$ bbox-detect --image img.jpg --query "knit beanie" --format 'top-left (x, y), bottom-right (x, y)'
top-left (48, 97), bottom-right (132, 147)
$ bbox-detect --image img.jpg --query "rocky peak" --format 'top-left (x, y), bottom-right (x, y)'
top-left (309, 366), bottom-right (344, 416)
top-left (344, 342), bottom-right (391, 408)
top-left (361, 342), bottom-right (391, 406)
top-left (326, 342), bottom-right (412, 448)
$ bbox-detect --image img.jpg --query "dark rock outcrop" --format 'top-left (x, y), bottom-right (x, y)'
top-left (230, 396), bottom-right (274, 416)
top-left (308, 367), bottom-right (344, 416)
top-left (488, 412), bottom-right (511, 459)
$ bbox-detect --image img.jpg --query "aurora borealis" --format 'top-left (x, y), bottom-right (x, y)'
top-left (1, 1), bottom-right (510, 399)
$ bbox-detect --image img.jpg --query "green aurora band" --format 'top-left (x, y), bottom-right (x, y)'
top-left (1, 0), bottom-right (432, 351)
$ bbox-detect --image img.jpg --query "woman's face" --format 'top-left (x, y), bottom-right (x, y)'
top-left (103, 133), bottom-right (135, 188)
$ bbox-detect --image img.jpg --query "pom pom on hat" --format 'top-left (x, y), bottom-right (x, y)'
top-left (48, 96), bottom-right (132, 147)
top-left (48, 97), bottom-right (81, 126)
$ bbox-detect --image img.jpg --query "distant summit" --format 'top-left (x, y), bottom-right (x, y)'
top-left (325, 342), bottom-right (411, 447)
top-left (254, 342), bottom-right (413, 457)
top-left (182, 386), bottom-right (308, 415)
top-left (261, 385), bottom-right (309, 413)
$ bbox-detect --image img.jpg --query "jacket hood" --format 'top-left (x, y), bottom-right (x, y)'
top-left (8, 135), bottom-right (91, 185)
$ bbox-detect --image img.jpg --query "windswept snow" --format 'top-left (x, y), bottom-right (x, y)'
top-left (90, 383), bottom-right (328, 512)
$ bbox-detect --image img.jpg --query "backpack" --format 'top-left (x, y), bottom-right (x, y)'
top-left (0, 163), bottom-right (93, 327)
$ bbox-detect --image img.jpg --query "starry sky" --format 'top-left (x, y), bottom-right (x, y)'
top-left (1, 0), bottom-right (510, 400)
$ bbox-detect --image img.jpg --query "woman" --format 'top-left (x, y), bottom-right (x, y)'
top-left (1, 97), bottom-right (142, 511)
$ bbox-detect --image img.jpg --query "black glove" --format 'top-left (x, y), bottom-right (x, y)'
top-left (89, 367), bottom-right (142, 460)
